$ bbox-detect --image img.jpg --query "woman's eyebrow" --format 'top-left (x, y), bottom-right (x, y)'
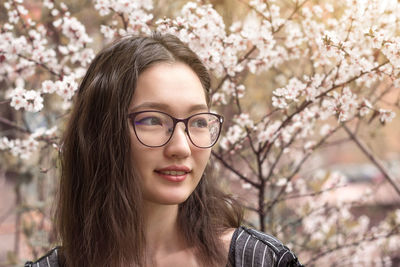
top-left (130, 102), bottom-right (209, 113)
top-left (188, 104), bottom-right (209, 112)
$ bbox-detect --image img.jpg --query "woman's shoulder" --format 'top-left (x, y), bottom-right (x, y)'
top-left (228, 226), bottom-right (303, 267)
top-left (24, 246), bottom-right (60, 267)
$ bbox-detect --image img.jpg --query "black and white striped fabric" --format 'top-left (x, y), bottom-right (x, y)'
top-left (25, 226), bottom-right (302, 267)
top-left (24, 246), bottom-right (60, 267)
top-left (227, 226), bottom-right (303, 267)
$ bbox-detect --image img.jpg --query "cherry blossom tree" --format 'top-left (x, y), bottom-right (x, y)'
top-left (1, 0), bottom-right (399, 266)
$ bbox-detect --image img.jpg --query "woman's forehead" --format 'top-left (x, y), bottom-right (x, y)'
top-left (130, 62), bottom-right (208, 114)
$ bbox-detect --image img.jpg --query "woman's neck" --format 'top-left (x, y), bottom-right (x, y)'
top-left (142, 201), bottom-right (235, 266)
top-left (143, 202), bottom-right (181, 252)
top-left (143, 202), bottom-right (199, 266)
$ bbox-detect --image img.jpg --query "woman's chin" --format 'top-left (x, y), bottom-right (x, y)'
top-left (144, 193), bottom-right (191, 206)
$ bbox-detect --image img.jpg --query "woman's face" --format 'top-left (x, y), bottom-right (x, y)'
top-left (129, 62), bottom-right (211, 205)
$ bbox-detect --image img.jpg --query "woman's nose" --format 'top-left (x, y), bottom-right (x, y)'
top-left (164, 123), bottom-right (191, 158)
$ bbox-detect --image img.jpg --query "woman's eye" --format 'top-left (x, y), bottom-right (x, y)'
top-left (192, 118), bottom-right (208, 128)
top-left (135, 116), bottom-right (162, 126)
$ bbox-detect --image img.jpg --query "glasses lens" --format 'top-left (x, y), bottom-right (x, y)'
top-left (133, 111), bottom-right (173, 147)
top-left (188, 113), bottom-right (221, 148)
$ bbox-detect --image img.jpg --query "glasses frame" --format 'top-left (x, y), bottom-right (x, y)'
top-left (128, 110), bottom-right (224, 148)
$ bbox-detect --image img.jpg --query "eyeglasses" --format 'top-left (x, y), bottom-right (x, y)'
top-left (128, 110), bottom-right (224, 148)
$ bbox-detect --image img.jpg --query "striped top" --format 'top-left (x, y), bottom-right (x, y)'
top-left (25, 226), bottom-right (302, 267)
top-left (25, 247), bottom-right (59, 267)
top-left (227, 226), bottom-right (303, 267)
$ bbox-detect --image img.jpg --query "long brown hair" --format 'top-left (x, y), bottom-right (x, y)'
top-left (56, 32), bottom-right (242, 266)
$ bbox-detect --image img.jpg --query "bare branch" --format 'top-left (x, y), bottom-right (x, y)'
top-left (342, 123), bottom-right (400, 197)
top-left (16, 53), bottom-right (62, 78)
top-left (305, 225), bottom-right (400, 265)
top-left (263, 132), bottom-right (298, 182)
top-left (211, 46), bottom-right (257, 95)
top-left (273, 0), bottom-right (310, 34)
top-left (276, 184), bottom-right (348, 203)
top-left (211, 151), bottom-right (260, 188)
top-left (0, 116), bottom-right (30, 134)
top-left (264, 125), bottom-right (341, 213)
top-left (0, 100), bottom-right (11, 105)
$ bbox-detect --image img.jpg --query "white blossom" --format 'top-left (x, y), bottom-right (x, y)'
top-left (359, 99), bottom-right (373, 117)
top-left (379, 109), bottom-right (396, 123)
top-left (9, 88), bottom-right (43, 112)
top-left (234, 113), bottom-right (255, 129)
top-left (257, 121), bottom-right (280, 144)
top-left (41, 80), bottom-right (57, 94)
top-left (276, 178), bottom-right (287, 186)
top-left (55, 76), bottom-right (78, 100)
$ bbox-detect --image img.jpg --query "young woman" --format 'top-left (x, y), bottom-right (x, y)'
top-left (25, 33), bottom-right (302, 267)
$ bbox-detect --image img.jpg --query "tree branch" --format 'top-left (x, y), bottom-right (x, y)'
top-left (342, 123), bottom-right (400, 197)
top-left (211, 151), bottom-right (260, 188)
top-left (305, 225), bottom-right (400, 265)
top-left (0, 116), bottom-right (30, 134)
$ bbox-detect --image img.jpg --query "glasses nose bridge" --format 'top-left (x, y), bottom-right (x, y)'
top-left (171, 117), bottom-right (189, 133)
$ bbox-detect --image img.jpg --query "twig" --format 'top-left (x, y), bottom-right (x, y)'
top-left (0, 100), bottom-right (11, 105)
top-left (305, 225), bottom-right (400, 265)
top-left (275, 184), bottom-right (348, 203)
top-left (0, 205), bottom-right (15, 225)
top-left (0, 116), bottom-right (30, 133)
top-left (264, 125), bottom-right (341, 213)
top-left (16, 53), bottom-right (61, 78)
top-left (211, 46), bottom-right (256, 95)
top-left (211, 151), bottom-right (260, 188)
top-left (342, 123), bottom-right (400, 197)
top-left (237, 152), bottom-right (258, 177)
top-left (273, 0), bottom-right (310, 34)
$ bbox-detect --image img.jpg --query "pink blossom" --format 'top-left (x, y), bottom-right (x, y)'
top-left (43, 0), bottom-right (54, 9)
top-left (257, 121), bottom-right (280, 144)
top-left (24, 90), bottom-right (44, 112)
top-left (219, 125), bottom-right (245, 151)
top-left (100, 25), bottom-right (116, 39)
top-left (10, 88), bottom-right (44, 112)
top-left (319, 124), bottom-right (332, 136)
top-left (234, 113), bottom-right (254, 129)
top-left (55, 76), bottom-right (78, 100)
top-left (10, 88), bottom-right (27, 110)
top-left (359, 99), bottom-right (373, 117)
top-left (211, 92), bottom-right (227, 105)
top-left (60, 17), bottom-right (92, 48)
top-left (276, 178), bottom-right (287, 187)
top-left (71, 48), bottom-right (95, 67)
top-left (272, 96), bottom-right (288, 109)
top-left (41, 80), bottom-right (57, 94)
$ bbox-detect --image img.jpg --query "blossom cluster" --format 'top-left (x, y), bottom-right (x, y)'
top-left (95, 0), bottom-right (154, 38)
top-left (298, 175), bottom-right (400, 266)
top-left (41, 77), bottom-right (79, 101)
top-left (9, 87), bottom-right (43, 112)
top-left (156, 2), bottom-right (229, 75)
top-left (219, 113), bottom-right (254, 151)
top-left (7, 77), bottom-right (79, 113)
top-left (0, 126), bottom-right (57, 160)
top-left (0, 136), bottom-right (39, 159)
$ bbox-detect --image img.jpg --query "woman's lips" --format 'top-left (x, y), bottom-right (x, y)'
top-left (155, 171), bottom-right (188, 182)
top-left (155, 165), bottom-right (191, 182)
